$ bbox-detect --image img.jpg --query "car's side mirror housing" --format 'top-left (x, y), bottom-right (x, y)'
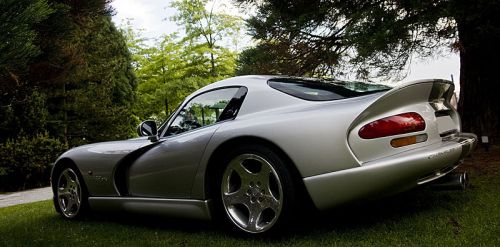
top-left (137, 120), bottom-right (158, 141)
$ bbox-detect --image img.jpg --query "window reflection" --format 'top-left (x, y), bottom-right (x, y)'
top-left (167, 88), bottom-right (239, 135)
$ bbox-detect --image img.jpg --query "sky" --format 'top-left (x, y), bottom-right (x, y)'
top-left (110, 0), bottom-right (461, 89)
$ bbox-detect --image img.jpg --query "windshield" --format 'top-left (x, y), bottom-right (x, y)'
top-left (268, 78), bottom-right (391, 101)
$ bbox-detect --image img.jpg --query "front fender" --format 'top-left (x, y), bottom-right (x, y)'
top-left (52, 138), bottom-right (151, 196)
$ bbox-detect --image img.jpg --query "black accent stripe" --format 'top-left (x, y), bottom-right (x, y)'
top-left (113, 140), bottom-right (166, 196)
top-left (219, 87), bottom-right (248, 122)
top-left (435, 109), bottom-right (452, 117)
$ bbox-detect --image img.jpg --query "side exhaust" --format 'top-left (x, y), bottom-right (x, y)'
top-left (429, 171), bottom-right (468, 190)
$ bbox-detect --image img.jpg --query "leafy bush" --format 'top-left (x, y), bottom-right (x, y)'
top-left (0, 133), bottom-right (67, 192)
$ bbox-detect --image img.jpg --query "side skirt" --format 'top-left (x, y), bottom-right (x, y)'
top-left (88, 197), bottom-right (212, 220)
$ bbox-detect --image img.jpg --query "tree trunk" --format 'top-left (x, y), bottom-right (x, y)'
top-left (210, 52), bottom-right (216, 77)
top-left (457, 1), bottom-right (500, 143)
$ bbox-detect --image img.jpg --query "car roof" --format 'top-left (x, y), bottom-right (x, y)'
top-left (201, 75), bottom-right (277, 89)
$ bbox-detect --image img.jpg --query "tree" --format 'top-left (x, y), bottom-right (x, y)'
top-left (236, 0), bottom-right (500, 140)
top-left (127, 32), bottom-right (230, 121)
top-left (0, 0), bottom-right (53, 101)
top-left (58, 15), bottom-right (137, 144)
top-left (133, 34), bottom-right (203, 120)
top-left (235, 0), bottom-right (349, 77)
top-left (120, 1), bottom-right (243, 121)
top-left (171, 0), bottom-right (243, 77)
top-left (0, 0), bottom-right (137, 191)
top-left (0, 0), bottom-right (137, 144)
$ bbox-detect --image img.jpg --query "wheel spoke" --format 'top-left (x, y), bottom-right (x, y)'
top-left (62, 171), bottom-right (73, 183)
top-left (223, 189), bottom-right (248, 206)
top-left (59, 190), bottom-right (71, 198)
top-left (231, 161), bottom-right (254, 182)
top-left (64, 197), bottom-right (75, 213)
top-left (257, 163), bottom-right (272, 179)
top-left (246, 206), bottom-right (262, 232)
top-left (75, 188), bottom-right (81, 204)
top-left (257, 167), bottom-right (273, 193)
top-left (73, 192), bottom-right (81, 207)
top-left (58, 186), bottom-right (68, 194)
top-left (261, 194), bottom-right (281, 213)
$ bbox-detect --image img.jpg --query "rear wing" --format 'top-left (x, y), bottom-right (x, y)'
top-left (347, 79), bottom-right (460, 163)
top-left (350, 79), bottom-right (458, 131)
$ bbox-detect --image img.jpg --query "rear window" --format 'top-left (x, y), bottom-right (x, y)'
top-left (268, 78), bottom-right (391, 101)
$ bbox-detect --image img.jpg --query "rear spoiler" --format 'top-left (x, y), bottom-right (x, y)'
top-left (349, 79), bottom-right (459, 132)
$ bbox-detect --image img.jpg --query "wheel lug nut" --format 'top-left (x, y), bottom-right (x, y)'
top-left (249, 182), bottom-right (254, 187)
top-left (247, 189), bottom-right (252, 195)
top-left (257, 181), bottom-right (261, 187)
top-left (250, 197), bottom-right (256, 203)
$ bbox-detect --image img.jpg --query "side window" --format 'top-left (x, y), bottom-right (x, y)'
top-left (166, 87), bottom-right (241, 136)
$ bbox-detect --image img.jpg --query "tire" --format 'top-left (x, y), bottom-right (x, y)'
top-left (52, 165), bottom-right (89, 219)
top-left (214, 144), bottom-right (298, 235)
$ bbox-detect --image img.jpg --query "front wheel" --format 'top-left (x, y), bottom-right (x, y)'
top-left (217, 145), bottom-right (298, 234)
top-left (53, 167), bottom-right (88, 219)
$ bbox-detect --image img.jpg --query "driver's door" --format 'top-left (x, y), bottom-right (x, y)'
top-left (127, 87), bottom-right (246, 198)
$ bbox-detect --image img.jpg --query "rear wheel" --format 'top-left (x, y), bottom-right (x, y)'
top-left (217, 145), bottom-right (297, 234)
top-left (53, 167), bottom-right (88, 219)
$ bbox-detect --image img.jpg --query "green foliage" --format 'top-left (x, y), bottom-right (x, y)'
top-left (119, 19), bottom-right (149, 70)
top-left (0, 89), bottom-right (49, 138)
top-left (236, 42), bottom-right (323, 76)
top-left (234, 0), bottom-right (461, 79)
top-left (171, 0), bottom-right (243, 77)
top-left (54, 15), bottom-right (137, 144)
top-left (0, 0), bottom-right (54, 90)
top-left (235, 0), bottom-right (349, 77)
top-left (0, 133), bottom-right (67, 192)
top-left (120, 1), bottom-right (242, 121)
top-left (131, 33), bottom-right (226, 120)
top-left (0, 0), bottom-right (137, 190)
top-left (1, 0), bottom-right (137, 145)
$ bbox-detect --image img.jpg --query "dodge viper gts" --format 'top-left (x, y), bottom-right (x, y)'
top-left (51, 75), bottom-right (476, 234)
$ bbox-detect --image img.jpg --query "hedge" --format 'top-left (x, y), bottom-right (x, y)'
top-left (0, 133), bottom-right (67, 192)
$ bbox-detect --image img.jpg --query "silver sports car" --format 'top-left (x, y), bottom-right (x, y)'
top-left (51, 75), bottom-right (476, 234)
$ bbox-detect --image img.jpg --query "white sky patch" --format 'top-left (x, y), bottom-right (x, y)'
top-left (209, 0), bottom-right (248, 16)
top-left (404, 54), bottom-right (459, 82)
top-left (404, 53), bottom-right (460, 94)
top-left (111, 0), bottom-right (178, 42)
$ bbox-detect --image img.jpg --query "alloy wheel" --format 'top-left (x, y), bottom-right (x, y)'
top-left (221, 153), bottom-right (283, 233)
top-left (57, 168), bottom-right (82, 218)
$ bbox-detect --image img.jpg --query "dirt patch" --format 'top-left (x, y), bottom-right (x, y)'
top-left (460, 144), bottom-right (500, 177)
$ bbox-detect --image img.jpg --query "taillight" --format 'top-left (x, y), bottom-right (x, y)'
top-left (358, 112), bottom-right (426, 139)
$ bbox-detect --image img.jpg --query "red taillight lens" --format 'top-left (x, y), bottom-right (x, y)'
top-left (358, 112), bottom-right (426, 139)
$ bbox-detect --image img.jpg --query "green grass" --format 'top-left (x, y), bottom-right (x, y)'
top-left (1, 153), bottom-right (499, 246)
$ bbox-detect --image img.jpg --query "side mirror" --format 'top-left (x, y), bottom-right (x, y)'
top-left (137, 120), bottom-right (158, 138)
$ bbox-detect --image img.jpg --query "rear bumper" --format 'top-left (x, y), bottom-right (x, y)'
top-left (303, 133), bottom-right (477, 210)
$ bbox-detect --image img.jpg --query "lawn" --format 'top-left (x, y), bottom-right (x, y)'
top-left (1, 147), bottom-right (499, 247)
